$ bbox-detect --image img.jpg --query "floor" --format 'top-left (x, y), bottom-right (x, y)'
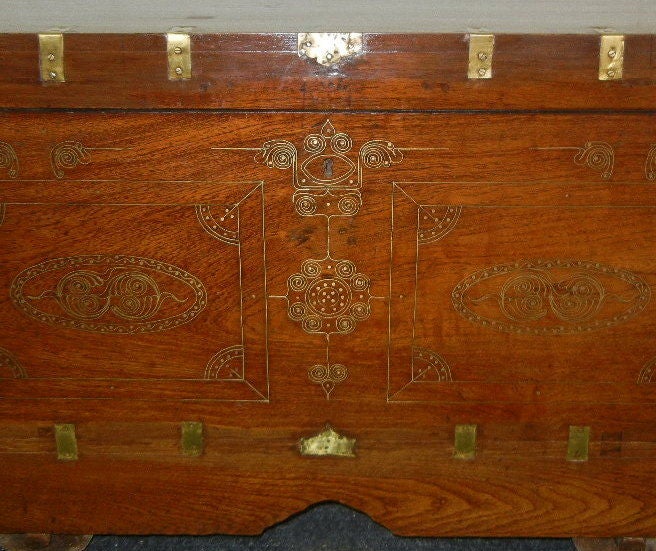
top-left (86, 503), bottom-right (576, 551)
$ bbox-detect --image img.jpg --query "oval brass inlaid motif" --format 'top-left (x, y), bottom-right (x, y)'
top-left (10, 255), bottom-right (207, 334)
top-left (301, 153), bottom-right (356, 185)
top-left (452, 259), bottom-right (650, 335)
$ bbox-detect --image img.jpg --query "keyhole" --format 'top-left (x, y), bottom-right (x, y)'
top-left (323, 158), bottom-right (333, 179)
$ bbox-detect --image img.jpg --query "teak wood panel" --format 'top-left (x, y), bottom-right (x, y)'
top-left (0, 34), bottom-right (654, 110)
top-left (2, 112), bottom-right (656, 536)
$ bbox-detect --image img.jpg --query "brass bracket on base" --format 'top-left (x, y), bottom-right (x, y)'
top-left (567, 425), bottom-right (590, 462)
top-left (181, 421), bottom-right (204, 457)
top-left (54, 424), bottom-right (78, 461)
top-left (454, 424), bottom-right (477, 460)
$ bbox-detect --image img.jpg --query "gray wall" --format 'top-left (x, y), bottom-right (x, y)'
top-left (2, 0), bottom-right (654, 34)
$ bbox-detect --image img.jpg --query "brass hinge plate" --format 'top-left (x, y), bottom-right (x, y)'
top-left (468, 34), bottom-right (494, 79)
top-left (599, 35), bottom-right (624, 80)
top-left (38, 33), bottom-right (65, 83)
top-left (54, 423), bottom-right (78, 461)
top-left (454, 424), bottom-right (477, 459)
top-left (298, 33), bottom-right (363, 66)
top-left (167, 33), bottom-right (191, 80)
top-left (567, 425), bottom-right (590, 462)
top-left (181, 421), bottom-right (204, 456)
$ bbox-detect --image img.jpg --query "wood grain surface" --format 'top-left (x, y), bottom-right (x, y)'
top-left (2, 111), bottom-right (656, 536)
top-left (0, 34), bottom-right (653, 110)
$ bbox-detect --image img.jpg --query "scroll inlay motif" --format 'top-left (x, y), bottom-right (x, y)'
top-left (0, 348), bottom-right (26, 379)
top-left (0, 142), bottom-right (19, 178)
top-left (10, 255), bottom-right (207, 333)
top-left (537, 141), bottom-right (614, 180)
top-left (50, 141), bottom-right (128, 178)
top-left (452, 259), bottom-right (650, 335)
top-left (646, 144), bottom-right (656, 181)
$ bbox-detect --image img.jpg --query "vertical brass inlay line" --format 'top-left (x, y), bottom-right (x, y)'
top-left (181, 421), bottom-right (204, 457)
top-left (566, 426), bottom-right (590, 462)
top-left (54, 424), bottom-right (78, 461)
top-left (454, 424), bottom-right (477, 460)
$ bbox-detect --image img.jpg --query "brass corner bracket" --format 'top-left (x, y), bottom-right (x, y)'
top-left (167, 33), bottom-right (192, 80)
top-left (38, 33), bottom-right (65, 83)
top-left (599, 35), bottom-right (624, 81)
top-left (468, 34), bottom-right (494, 79)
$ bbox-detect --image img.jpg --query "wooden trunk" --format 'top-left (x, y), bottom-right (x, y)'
top-left (0, 32), bottom-right (656, 538)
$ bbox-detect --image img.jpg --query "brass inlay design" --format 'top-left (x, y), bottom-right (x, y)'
top-left (39, 33), bottom-right (65, 83)
top-left (50, 141), bottom-right (128, 178)
top-left (204, 345), bottom-right (245, 380)
top-left (167, 32), bottom-right (191, 80)
top-left (418, 205), bottom-right (462, 244)
top-left (646, 145), bottom-right (656, 181)
top-left (0, 347), bottom-right (26, 379)
top-left (573, 142), bottom-right (615, 179)
top-left (297, 33), bottom-right (363, 66)
top-left (412, 347), bottom-right (452, 382)
top-left (255, 119), bottom-right (403, 219)
top-left (308, 363), bottom-right (348, 399)
top-left (181, 421), bottom-right (204, 457)
top-left (11, 255), bottom-right (207, 334)
top-left (286, 258), bottom-right (373, 335)
top-left (599, 35), bottom-right (624, 81)
top-left (567, 425), bottom-right (590, 462)
top-left (454, 424), bottom-right (477, 460)
top-left (251, 119), bottom-right (403, 400)
top-left (195, 204), bottom-right (240, 245)
top-left (637, 357), bottom-right (656, 384)
top-left (54, 424), bottom-right (78, 461)
top-left (537, 142), bottom-right (614, 180)
top-left (452, 259), bottom-right (650, 335)
top-left (0, 142), bottom-right (19, 178)
top-left (299, 424), bottom-right (356, 457)
top-left (468, 34), bottom-right (494, 79)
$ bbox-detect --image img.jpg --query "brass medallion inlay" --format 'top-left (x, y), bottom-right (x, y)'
top-left (11, 255), bottom-right (207, 333)
top-left (256, 119), bottom-right (402, 399)
top-left (452, 259), bottom-right (650, 335)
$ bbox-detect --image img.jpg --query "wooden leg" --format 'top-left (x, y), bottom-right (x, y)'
top-left (574, 538), bottom-right (656, 551)
top-left (0, 534), bottom-right (92, 551)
